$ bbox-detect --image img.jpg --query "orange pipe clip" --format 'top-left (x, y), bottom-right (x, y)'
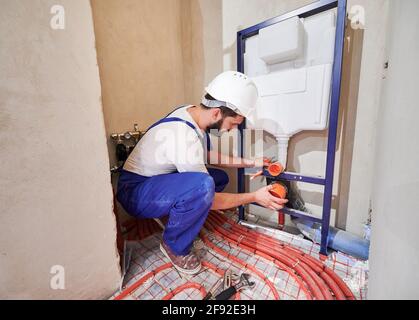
top-left (270, 183), bottom-right (287, 199)
top-left (267, 162), bottom-right (284, 177)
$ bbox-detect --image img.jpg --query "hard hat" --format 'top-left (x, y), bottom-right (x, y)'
top-left (202, 71), bottom-right (259, 119)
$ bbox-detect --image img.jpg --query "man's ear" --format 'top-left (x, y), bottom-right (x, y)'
top-left (211, 108), bottom-right (222, 121)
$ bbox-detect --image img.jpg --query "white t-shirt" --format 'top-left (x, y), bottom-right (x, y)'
top-left (123, 106), bottom-right (208, 177)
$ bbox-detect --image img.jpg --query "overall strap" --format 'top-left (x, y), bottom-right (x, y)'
top-left (163, 105), bottom-right (189, 118)
top-left (147, 117), bottom-right (199, 136)
top-left (146, 117), bottom-right (212, 152)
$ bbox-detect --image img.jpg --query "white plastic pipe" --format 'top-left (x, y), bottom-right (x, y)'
top-left (275, 135), bottom-right (290, 170)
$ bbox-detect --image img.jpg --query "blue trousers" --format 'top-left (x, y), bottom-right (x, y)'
top-left (117, 168), bottom-right (229, 256)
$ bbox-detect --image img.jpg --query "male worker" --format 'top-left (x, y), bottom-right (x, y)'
top-left (117, 71), bottom-right (288, 275)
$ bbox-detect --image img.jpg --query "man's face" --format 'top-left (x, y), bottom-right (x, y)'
top-left (207, 115), bottom-right (244, 136)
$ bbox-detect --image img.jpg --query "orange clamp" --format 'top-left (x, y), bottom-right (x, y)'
top-left (267, 162), bottom-right (284, 177)
top-left (269, 183), bottom-right (288, 199)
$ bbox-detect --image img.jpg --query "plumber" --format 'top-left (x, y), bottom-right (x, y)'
top-left (117, 71), bottom-right (288, 275)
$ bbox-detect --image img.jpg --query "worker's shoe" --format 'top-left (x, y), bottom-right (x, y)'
top-left (192, 239), bottom-right (207, 259)
top-left (160, 241), bottom-right (202, 275)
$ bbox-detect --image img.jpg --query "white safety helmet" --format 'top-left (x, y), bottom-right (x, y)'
top-left (202, 71), bottom-right (259, 119)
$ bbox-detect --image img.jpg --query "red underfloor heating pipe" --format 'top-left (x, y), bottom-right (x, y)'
top-left (115, 212), bottom-right (355, 301)
top-left (269, 182), bottom-right (287, 230)
top-left (206, 213), bottom-right (355, 300)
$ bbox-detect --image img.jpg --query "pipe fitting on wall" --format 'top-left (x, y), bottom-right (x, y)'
top-left (111, 123), bottom-right (144, 144)
top-left (275, 135), bottom-right (290, 170)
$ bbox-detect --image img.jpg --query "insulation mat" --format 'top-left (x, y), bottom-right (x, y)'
top-left (111, 211), bottom-right (368, 300)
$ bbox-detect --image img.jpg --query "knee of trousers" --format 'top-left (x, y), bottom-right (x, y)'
top-left (187, 173), bottom-right (215, 207)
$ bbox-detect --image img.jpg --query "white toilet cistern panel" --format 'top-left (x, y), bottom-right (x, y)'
top-left (244, 11), bottom-right (337, 168)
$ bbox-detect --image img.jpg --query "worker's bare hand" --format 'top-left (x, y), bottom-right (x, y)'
top-left (251, 157), bottom-right (272, 168)
top-left (253, 185), bottom-right (288, 211)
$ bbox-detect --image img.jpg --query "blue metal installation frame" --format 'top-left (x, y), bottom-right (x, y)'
top-left (237, 0), bottom-right (347, 256)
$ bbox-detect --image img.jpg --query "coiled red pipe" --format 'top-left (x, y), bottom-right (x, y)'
top-left (207, 214), bottom-right (333, 299)
top-left (200, 231), bottom-right (281, 300)
top-left (114, 263), bottom-right (173, 300)
top-left (115, 213), bottom-right (355, 301)
top-left (162, 283), bottom-right (207, 300)
top-left (206, 213), bottom-right (355, 300)
top-left (205, 216), bottom-right (324, 299)
top-left (219, 214), bottom-right (355, 300)
top-left (114, 260), bottom-right (243, 300)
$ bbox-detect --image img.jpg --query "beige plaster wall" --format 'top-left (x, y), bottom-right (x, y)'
top-left (91, 0), bottom-right (224, 163)
top-left (91, 0), bottom-right (188, 167)
top-left (0, 0), bottom-right (121, 299)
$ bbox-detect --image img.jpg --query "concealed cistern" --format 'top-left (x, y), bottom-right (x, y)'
top-left (245, 11), bottom-right (337, 171)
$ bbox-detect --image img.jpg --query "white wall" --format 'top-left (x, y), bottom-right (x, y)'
top-left (368, 0), bottom-right (419, 300)
top-left (344, 0), bottom-right (389, 236)
top-left (222, 0), bottom-right (314, 71)
top-left (0, 0), bottom-right (121, 299)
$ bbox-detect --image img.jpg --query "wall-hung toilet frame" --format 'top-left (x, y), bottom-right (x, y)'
top-left (237, 0), bottom-right (347, 256)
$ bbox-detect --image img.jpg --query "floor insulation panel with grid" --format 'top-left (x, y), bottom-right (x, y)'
top-left (112, 211), bottom-right (368, 300)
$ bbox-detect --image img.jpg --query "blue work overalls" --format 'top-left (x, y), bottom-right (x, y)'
top-left (116, 106), bottom-right (229, 256)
